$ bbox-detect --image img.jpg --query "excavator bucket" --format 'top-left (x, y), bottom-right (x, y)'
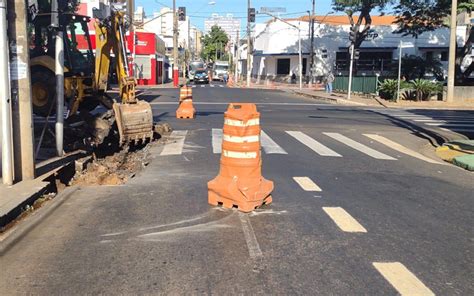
top-left (112, 100), bottom-right (154, 146)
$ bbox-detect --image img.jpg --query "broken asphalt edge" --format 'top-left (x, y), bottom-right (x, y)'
top-left (0, 186), bottom-right (80, 255)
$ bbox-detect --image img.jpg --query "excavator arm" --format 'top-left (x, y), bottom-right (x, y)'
top-left (93, 9), bottom-right (153, 145)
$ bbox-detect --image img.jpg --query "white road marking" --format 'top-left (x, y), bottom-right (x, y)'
top-left (364, 134), bottom-right (442, 164)
top-left (324, 133), bottom-right (396, 160)
top-left (441, 127), bottom-right (473, 132)
top-left (322, 207), bottom-right (367, 233)
top-left (286, 131), bottom-right (342, 157)
top-left (293, 177), bottom-right (322, 192)
top-left (261, 131), bottom-right (288, 154)
top-left (201, 85), bottom-right (205, 88)
top-left (373, 262), bottom-right (435, 296)
top-left (425, 123), bottom-right (474, 127)
top-left (191, 85), bottom-right (196, 88)
top-left (160, 130), bottom-right (188, 156)
top-left (210, 84), bottom-right (215, 88)
top-left (212, 128), bottom-right (223, 154)
top-left (239, 212), bottom-right (263, 259)
top-left (219, 85), bottom-right (224, 88)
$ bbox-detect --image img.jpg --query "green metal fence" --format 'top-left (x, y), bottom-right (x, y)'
top-left (334, 76), bottom-right (379, 94)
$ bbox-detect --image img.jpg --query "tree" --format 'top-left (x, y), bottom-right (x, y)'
top-left (394, 0), bottom-right (474, 82)
top-left (401, 55), bottom-right (444, 81)
top-left (201, 25), bottom-right (229, 62)
top-left (333, 0), bottom-right (393, 49)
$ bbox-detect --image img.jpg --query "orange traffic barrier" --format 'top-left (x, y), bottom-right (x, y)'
top-left (176, 85), bottom-right (196, 119)
top-left (207, 103), bottom-right (273, 212)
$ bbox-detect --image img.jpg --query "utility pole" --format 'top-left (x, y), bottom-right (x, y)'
top-left (7, 0), bottom-right (35, 181)
top-left (246, 0), bottom-right (251, 87)
top-left (309, 0), bottom-right (315, 86)
top-left (447, 0), bottom-right (457, 103)
top-left (173, 0), bottom-right (179, 87)
top-left (235, 29), bottom-right (239, 84)
top-left (0, 0), bottom-right (14, 185)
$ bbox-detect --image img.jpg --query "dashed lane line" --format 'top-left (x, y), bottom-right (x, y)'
top-left (364, 134), bottom-right (442, 164)
top-left (322, 207), bottom-right (367, 233)
top-left (286, 131), bottom-right (342, 157)
top-left (293, 177), bottom-right (322, 192)
top-left (324, 132), bottom-right (396, 160)
top-left (373, 262), bottom-right (435, 296)
top-left (160, 130), bottom-right (188, 156)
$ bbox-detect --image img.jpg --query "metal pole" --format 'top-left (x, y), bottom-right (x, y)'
top-left (309, 0), bottom-right (315, 86)
top-left (298, 26), bottom-right (302, 90)
top-left (55, 31), bottom-right (64, 157)
top-left (246, 0), bottom-right (251, 87)
top-left (347, 44), bottom-right (354, 100)
top-left (397, 41), bottom-right (402, 103)
top-left (235, 30), bottom-right (239, 84)
top-left (447, 0), bottom-right (457, 102)
top-left (173, 0), bottom-right (179, 87)
top-left (0, 0), bottom-right (13, 185)
top-left (8, 0), bottom-right (35, 181)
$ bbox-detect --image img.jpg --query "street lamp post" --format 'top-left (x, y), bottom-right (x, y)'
top-left (447, 0), bottom-right (458, 102)
top-left (173, 0), bottom-right (179, 87)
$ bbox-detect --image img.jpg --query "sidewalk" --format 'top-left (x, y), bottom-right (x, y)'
top-left (436, 140), bottom-right (474, 171)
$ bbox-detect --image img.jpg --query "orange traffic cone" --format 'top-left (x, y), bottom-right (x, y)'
top-left (176, 85), bottom-right (196, 119)
top-left (208, 103), bottom-right (273, 212)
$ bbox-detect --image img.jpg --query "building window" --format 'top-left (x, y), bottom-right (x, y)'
top-left (277, 58), bottom-right (290, 75)
top-left (303, 58), bottom-right (307, 75)
top-left (441, 51), bottom-right (448, 61)
top-left (425, 51), bottom-right (434, 60)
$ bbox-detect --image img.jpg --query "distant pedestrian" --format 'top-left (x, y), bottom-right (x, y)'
top-left (291, 72), bottom-right (297, 84)
top-left (223, 72), bottom-right (229, 83)
top-left (325, 72), bottom-right (335, 93)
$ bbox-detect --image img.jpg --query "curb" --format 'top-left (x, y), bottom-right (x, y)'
top-left (0, 186), bottom-right (80, 255)
top-left (290, 90), bottom-right (371, 107)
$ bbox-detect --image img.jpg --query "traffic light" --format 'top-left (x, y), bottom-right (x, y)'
top-left (178, 7), bottom-right (186, 21)
top-left (354, 49), bottom-right (360, 60)
top-left (349, 25), bottom-right (358, 43)
top-left (248, 8), bottom-right (256, 23)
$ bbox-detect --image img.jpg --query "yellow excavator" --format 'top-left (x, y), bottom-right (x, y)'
top-left (29, 8), bottom-right (153, 146)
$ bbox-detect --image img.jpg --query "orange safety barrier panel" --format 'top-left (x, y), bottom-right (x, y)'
top-left (207, 103), bottom-right (273, 212)
top-left (176, 85), bottom-right (196, 119)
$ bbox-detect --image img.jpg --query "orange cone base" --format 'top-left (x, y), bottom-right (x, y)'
top-left (176, 105), bottom-right (196, 119)
top-left (207, 177), bottom-right (273, 212)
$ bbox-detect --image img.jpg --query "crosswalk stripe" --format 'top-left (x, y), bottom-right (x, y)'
top-left (160, 130), bottom-right (188, 156)
top-left (293, 177), bottom-right (322, 192)
top-left (322, 207), bottom-right (367, 233)
top-left (192, 85), bottom-right (196, 88)
top-left (373, 262), bottom-right (434, 296)
top-left (201, 85), bottom-right (205, 88)
top-left (219, 85), bottom-right (224, 88)
top-left (286, 131), bottom-right (342, 157)
top-left (212, 128), bottom-right (223, 154)
top-left (441, 127), bottom-right (473, 132)
top-left (261, 131), bottom-right (288, 154)
top-left (210, 85), bottom-right (215, 88)
top-left (324, 133), bottom-right (396, 160)
top-left (364, 134), bottom-right (442, 164)
top-left (425, 123), bottom-right (474, 127)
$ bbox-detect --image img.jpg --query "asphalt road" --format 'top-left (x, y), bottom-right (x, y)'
top-left (1, 83), bottom-right (473, 295)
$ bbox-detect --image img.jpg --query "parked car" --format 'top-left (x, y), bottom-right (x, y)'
top-left (194, 69), bottom-right (209, 84)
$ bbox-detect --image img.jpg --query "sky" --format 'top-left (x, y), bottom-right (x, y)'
top-left (135, 0), bottom-right (335, 32)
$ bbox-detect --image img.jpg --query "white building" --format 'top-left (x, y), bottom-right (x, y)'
top-left (204, 14), bottom-right (241, 41)
top-left (240, 15), bottom-right (473, 82)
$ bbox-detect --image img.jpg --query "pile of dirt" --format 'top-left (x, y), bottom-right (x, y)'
top-left (71, 146), bottom-right (150, 186)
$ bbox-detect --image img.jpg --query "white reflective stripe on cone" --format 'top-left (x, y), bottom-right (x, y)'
top-left (224, 118), bottom-right (260, 127)
top-left (223, 134), bottom-right (259, 143)
top-left (222, 150), bottom-right (258, 159)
